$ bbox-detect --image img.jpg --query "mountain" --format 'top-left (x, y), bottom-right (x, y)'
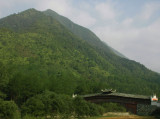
top-left (0, 8), bottom-right (160, 105)
top-left (43, 9), bottom-right (126, 58)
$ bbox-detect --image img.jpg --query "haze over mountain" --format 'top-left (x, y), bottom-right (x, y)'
top-left (0, 8), bottom-right (160, 101)
top-left (43, 9), bottom-right (126, 58)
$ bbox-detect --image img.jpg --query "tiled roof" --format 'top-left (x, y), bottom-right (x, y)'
top-left (82, 92), bottom-right (150, 99)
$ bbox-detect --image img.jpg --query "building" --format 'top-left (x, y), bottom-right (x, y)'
top-left (82, 89), bottom-right (153, 115)
top-left (151, 94), bottom-right (160, 107)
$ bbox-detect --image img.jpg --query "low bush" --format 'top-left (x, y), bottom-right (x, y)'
top-left (73, 96), bottom-right (105, 117)
top-left (0, 99), bottom-right (20, 119)
top-left (101, 102), bottom-right (126, 112)
top-left (21, 91), bottom-right (105, 118)
top-left (21, 90), bottom-right (74, 117)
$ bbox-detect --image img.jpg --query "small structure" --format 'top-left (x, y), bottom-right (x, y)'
top-left (72, 94), bottom-right (77, 98)
top-left (101, 89), bottom-right (116, 94)
top-left (82, 89), bottom-right (151, 114)
top-left (151, 94), bottom-right (160, 107)
top-left (151, 94), bottom-right (158, 101)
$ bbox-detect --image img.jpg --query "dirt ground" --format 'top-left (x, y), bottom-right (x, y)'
top-left (98, 116), bottom-right (156, 119)
top-left (87, 112), bottom-right (158, 119)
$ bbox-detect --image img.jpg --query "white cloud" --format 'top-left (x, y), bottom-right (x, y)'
top-left (71, 11), bottom-right (96, 27)
top-left (95, 2), bottom-right (115, 20)
top-left (0, 12), bottom-right (2, 18)
top-left (122, 18), bottom-right (133, 27)
top-left (93, 25), bottom-right (139, 51)
top-left (139, 2), bottom-right (160, 20)
top-left (36, 0), bottom-right (73, 15)
top-left (0, 0), bottom-right (13, 18)
top-left (0, 0), bottom-right (12, 7)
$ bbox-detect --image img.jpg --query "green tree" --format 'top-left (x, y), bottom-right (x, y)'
top-left (21, 97), bottom-right (45, 116)
top-left (7, 71), bottom-right (44, 105)
top-left (0, 99), bottom-right (20, 119)
top-left (101, 103), bottom-right (126, 112)
top-left (0, 62), bottom-right (8, 99)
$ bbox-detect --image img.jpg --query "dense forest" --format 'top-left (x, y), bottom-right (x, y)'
top-left (0, 8), bottom-right (160, 118)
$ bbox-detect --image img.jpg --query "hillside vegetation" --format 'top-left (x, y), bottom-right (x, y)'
top-left (0, 8), bottom-right (160, 118)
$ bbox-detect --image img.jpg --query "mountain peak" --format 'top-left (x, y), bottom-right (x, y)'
top-left (0, 8), bottom-right (46, 32)
top-left (24, 8), bottom-right (37, 12)
top-left (22, 8), bottom-right (39, 13)
top-left (19, 8), bottom-right (41, 16)
top-left (45, 9), bottom-right (54, 12)
top-left (44, 9), bottom-right (60, 16)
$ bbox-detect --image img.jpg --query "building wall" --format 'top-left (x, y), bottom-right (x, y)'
top-left (84, 95), bottom-right (151, 114)
top-left (124, 103), bottom-right (137, 114)
top-left (137, 104), bottom-right (157, 116)
top-left (151, 101), bottom-right (160, 107)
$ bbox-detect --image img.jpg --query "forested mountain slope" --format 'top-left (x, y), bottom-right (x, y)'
top-left (0, 8), bottom-right (160, 106)
top-left (43, 9), bottom-right (126, 58)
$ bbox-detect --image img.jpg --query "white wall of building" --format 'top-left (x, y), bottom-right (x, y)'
top-left (151, 101), bottom-right (160, 107)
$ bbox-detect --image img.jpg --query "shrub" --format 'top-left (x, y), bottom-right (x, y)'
top-left (87, 102), bottom-right (104, 116)
top-left (101, 102), bottom-right (126, 112)
top-left (73, 96), bottom-right (105, 117)
top-left (0, 99), bottom-right (20, 119)
top-left (21, 97), bottom-right (45, 116)
top-left (22, 114), bottom-right (45, 119)
top-left (21, 90), bottom-right (74, 117)
top-left (151, 107), bottom-right (160, 116)
top-left (73, 96), bottom-right (90, 117)
top-left (22, 92), bottom-right (105, 118)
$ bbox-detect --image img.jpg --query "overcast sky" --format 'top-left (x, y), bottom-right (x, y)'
top-left (0, 0), bottom-right (160, 73)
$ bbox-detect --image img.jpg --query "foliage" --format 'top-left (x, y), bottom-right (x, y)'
top-left (22, 115), bottom-right (46, 119)
top-left (21, 90), bottom-right (74, 117)
top-left (0, 62), bottom-right (9, 99)
top-left (7, 69), bottom-right (45, 105)
top-left (73, 97), bottom-right (104, 117)
top-left (0, 99), bottom-right (20, 119)
top-left (101, 103), bottom-right (126, 112)
top-left (21, 91), bottom-right (104, 118)
top-left (21, 97), bottom-right (45, 116)
top-left (151, 107), bottom-right (160, 116)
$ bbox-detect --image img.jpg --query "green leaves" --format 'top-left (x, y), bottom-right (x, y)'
top-left (0, 99), bottom-right (20, 119)
top-left (21, 90), bottom-right (74, 116)
top-left (101, 103), bottom-right (126, 112)
top-left (0, 62), bottom-right (8, 89)
top-left (21, 92), bottom-right (104, 117)
top-left (73, 96), bottom-right (104, 117)
top-left (22, 97), bottom-right (45, 116)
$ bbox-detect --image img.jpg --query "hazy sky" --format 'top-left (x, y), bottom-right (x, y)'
top-left (0, 0), bottom-right (160, 73)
